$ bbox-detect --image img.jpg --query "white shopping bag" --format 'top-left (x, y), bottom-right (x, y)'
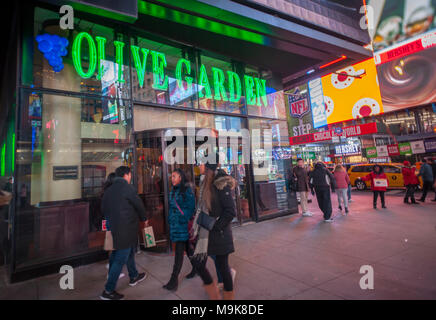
top-left (141, 226), bottom-right (156, 248)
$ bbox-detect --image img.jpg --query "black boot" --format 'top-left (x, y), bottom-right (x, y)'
top-left (411, 197), bottom-right (419, 204)
top-left (373, 202), bottom-right (377, 209)
top-left (382, 202), bottom-right (387, 209)
top-left (404, 197), bottom-right (409, 204)
top-left (163, 274), bottom-right (178, 291)
top-left (186, 267), bottom-right (197, 279)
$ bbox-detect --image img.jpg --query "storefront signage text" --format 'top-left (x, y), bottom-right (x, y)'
top-left (70, 32), bottom-right (267, 106)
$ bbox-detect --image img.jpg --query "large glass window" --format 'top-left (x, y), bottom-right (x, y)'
top-left (14, 90), bottom-right (132, 268)
top-left (130, 35), bottom-right (198, 108)
top-left (249, 119), bottom-right (297, 217)
top-left (25, 7), bottom-right (130, 99)
top-left (197, 53), bottom-right (244, 114)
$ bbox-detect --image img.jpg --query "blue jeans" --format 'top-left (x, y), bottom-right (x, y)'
top-left (105, 246), bottom-right (139, 293)
top-left (347, 184), bottom-right (351, 200)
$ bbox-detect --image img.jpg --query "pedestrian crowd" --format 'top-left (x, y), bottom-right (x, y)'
top-left (98, 153), bottom-right (237, 300)
top-left (288, 157), bottom-right (436, 222)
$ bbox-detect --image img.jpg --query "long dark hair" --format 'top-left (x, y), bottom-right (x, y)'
top-left (171, 168), bottom-right (188, 199)
top-left (202, 167), bottom-right (216, 212)
top-left (103, 172), bottom-right (116, 191)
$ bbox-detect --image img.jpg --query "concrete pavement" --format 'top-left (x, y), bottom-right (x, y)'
top-left (1, 190), bottom-right (436, 300)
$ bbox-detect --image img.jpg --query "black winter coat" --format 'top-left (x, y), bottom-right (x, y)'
top-left (102, 177), bottom-right (147, 250)
top-left (208, 171), bottom-right (236, 256)
top-left (309, 163), bottom-right (336, 191)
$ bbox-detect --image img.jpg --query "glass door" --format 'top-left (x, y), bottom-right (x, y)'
top-left (135, 130), bottom-right (168, 251)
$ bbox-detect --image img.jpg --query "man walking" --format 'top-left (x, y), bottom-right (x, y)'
top-left (418, 158), bottom-right (434, 203)
top-left (293, 158), bottom-right (312, 217)
top-left (100, 166), bottom-right (148, 300)
top-left (431, 158), bottom-right (436, 202)
top-left (309, 162), bottom-right (336, 222)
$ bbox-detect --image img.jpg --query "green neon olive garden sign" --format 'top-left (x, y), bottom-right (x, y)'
top-left (68, 31), bottom-right (268, 107)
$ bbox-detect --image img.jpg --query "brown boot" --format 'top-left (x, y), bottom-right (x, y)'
top-left (203, 281), bottom-right (220, 300)
top-left (223, 290), bottom-right (234, 300)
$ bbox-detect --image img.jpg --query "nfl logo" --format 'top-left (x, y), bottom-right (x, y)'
top-left (288, 88), bottom-right (309, 118)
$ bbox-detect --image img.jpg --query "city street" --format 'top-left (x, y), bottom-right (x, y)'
top-left (1, 190), bottom-right (436, 300)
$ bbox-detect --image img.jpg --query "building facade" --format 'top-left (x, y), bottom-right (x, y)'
top-left (0, 0), bottom-right (371, 282)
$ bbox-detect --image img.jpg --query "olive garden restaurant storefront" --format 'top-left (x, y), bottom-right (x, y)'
top-left (3, 0), bottom-right (372, 282)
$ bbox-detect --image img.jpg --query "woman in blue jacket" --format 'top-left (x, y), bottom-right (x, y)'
top-left (164, 168), bottom-right (196, 291)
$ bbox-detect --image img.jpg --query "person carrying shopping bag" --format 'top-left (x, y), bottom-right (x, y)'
top-left (190, 152), bottom-right (237, 300)
top-left (362, 165), bottom-right (388, 209)
top-left (333, 165), bottom-right (351, 214)
top-left (100, 166), bottom-right (148, 300)
top-left (402, 161), bottom-right (419, 204)
top-left (293, 158), bottom-right (312, 217)
top-left (164, 168), bottom-right (196, 291)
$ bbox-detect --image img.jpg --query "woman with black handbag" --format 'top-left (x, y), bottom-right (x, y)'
top-left (190, 155), bottom-right (237, 300)
top-left (164, 168), bottom-right (196, 291)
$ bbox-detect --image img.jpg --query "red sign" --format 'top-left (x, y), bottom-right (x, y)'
top-left (102, 220), bottom-right (107, 231)
top-left (290, 99), bottom-right (309, 118)
top-left (343, 122), bottom-right (378, 137)
top-left (374, 31), bottom-right (436, 65)
top-left (387, 144), bottom-right (400, 156)
top-left (290, 122), bottom-right (378, 145)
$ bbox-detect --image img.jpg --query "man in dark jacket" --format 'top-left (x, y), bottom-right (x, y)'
top-left (431, 158), bottom-right (436, 202)
top-left (418, 158), bottom-right (434, 202)
top-left (309, 162), bottom-right (336, 222)
top-left (100, 166), bottom-right (148, 300)
top-left (293, 159), bottom-right (312, 217)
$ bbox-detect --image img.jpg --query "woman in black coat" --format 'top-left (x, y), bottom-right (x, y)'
top-left (190, 159), bottom-right (236, 300)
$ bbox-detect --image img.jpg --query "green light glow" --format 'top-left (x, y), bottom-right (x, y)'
top-left (95, 36), bottom-right (106, 80)
top-left (138, 1), bottom-right (265, 45)
top-left (175, 58), bottom-right (193, 92)
top-left (198, 64), bottom-right (212, 99)
top-left (72, 32), bottom-right (97, 79)
top-left (131, 45), bottom-right (150, 88)
top-left (11, 133), bottom-right (15, 174)
top-left (227, 71), bottom-right (241, 103)
top-left (1, 143), bottom-right (5, 176)
top-left (244, 75), bottom-right (256, 106)
top-left (255, 77), bottom-right (267, 107)
top-left (151, 51), bottom-right (168, 90)
top-left (114, 41), bottom-right (125, 83)
top-left (212, 67), bottom-right (228, 101)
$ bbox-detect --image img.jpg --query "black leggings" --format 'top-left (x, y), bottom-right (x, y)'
top-left (172, 241), bottom-right (195, 277)
top-left (192, 254), bottom-right (233, 291)
top-left (373, 191), bottom-right (385, 206)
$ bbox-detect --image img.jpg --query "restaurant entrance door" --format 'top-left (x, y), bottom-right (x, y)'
top-left (134, 128), bottom-right (255, 252)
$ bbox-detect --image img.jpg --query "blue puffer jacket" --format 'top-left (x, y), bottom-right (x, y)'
top-left (168, 184), bottom-right (195, 242)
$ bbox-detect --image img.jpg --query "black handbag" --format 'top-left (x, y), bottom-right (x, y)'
top-left (196, 211), bottom-right (216, 231)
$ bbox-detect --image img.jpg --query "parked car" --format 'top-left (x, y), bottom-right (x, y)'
top-left (348, 163), bottom-right (423, 191)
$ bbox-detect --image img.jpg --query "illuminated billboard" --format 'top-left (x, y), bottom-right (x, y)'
top-left (370, 0), bottom-right (436, 111)
top-left (320, 58), bottom-right (384, 124)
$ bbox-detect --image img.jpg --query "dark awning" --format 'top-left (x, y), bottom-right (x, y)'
top-left (135, 0), bottom-right (373, 88)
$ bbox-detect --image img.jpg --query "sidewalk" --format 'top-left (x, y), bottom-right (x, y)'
top-left (1, 191), bottom-right (436, 300)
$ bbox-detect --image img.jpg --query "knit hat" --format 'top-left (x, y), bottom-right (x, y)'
top-left (403, 160), bottom-right (410, 166)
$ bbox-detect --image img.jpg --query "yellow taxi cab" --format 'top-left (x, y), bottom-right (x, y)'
top-left (348, 163), bottom-right (421, 190)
